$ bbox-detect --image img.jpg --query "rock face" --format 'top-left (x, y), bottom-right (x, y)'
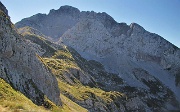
top-left (0, 3), bottom-right (61, 106)
top-left (15, 5), bottom-right (117, 41)
top-left (60, 19), bottom-right (180, 87)
top-left (0, 2), bottom-right (8, 16)
top-left (16, 5), bottom-right (180, 111)
top-left (59, 17), bottom-right (180, 111)
top-left (15, 6), bottom-right (79, 40)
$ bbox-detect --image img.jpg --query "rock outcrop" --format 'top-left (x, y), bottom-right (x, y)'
top-left (0, 3), bottom-right (61, 106)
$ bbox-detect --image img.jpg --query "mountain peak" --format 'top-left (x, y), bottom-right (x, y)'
top-left (59, 5), bottom-right (80, 11)
top-left (130, 22), bottom-right (145, 32)
top-left (49, 5), bottom-right (80, 15)
top-left (130, 23), bottom-right (144, 29)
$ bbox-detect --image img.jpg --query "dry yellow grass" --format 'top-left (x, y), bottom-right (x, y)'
top-left (0, 78), bottom-right (88, 112)
top-left (0, 78), bottom-right (51, 112)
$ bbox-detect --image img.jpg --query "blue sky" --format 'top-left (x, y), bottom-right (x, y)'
top-left (1, 0), bottom-right (180, 48)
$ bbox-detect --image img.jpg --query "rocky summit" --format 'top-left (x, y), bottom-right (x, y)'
top-left (1, 3), bottom-right (180, 112)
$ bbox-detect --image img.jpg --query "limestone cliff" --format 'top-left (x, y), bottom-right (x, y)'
top-left (0, 3), bottom-right (61, 106)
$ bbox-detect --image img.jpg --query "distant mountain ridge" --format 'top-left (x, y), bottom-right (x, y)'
top-left (15, 5), bottom-right (121, 40)
top-left (12, 5), bottom-right (180, 111)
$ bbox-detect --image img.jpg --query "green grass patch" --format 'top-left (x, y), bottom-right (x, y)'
top-left (43, 58), bottom-right (78, 75)
top-left (41, 48), bottom-right (126, 105)
top-left (52, 49), bottom-right (74, 61)
top-left (0, 78), bottom-right (50, 112)
top-left (60, 94), bottom-right (88, 112)
top-left (58, 80), bottom-right (125, 104)
top-left (0, 78), bottom-right (86, 112)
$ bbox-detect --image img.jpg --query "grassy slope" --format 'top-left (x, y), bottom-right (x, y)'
top-left (42, 47), bottom-right (126, 109)
top-left (58, 80), bottom-right (125, 103)
top-left (0, 12), bottom-right (87, 111)
top-left (60, 94), bottom-right (88, 112)
top-left (0, 78), bottom-right (50, 112)
top-left (0, 78), bottom-right (87, 112)
top-left (16, 27), bottom-right (126, 111)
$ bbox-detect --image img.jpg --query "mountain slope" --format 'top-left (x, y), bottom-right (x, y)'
top-left (0, 2), bottom-right (61, 106)
top-left (18, 26), bottom-right (57, 57)
top-left (17, 27), bottom-right (126, 111)
top-left (0, 3), bottom-right (91, 112)
top-left (0, 77), bottom-right (88, 112)
top-left (18, 26), bottom-right (180, 111)
top-left (16, 5), bottom-right (180, 111)
top-left (59, 14), bottom-right (180, 111)
top-left (0, 78), bottom-right (50, 112)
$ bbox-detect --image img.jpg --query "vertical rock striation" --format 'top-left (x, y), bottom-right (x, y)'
top-left (0, 2), bottom-right (61, 106)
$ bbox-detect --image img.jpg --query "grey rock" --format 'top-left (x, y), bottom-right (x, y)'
top-left (0, 4), bottom-right (61, 106)
top-left (15, 6), bottom-right (117, 40)
top-left (0, 2), bottom-right (8, 16)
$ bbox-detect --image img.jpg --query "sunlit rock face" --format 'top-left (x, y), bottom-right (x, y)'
top-left (0, 2), bottom-right (61, 106)
top-left (16, 5), bottom-right (180, 111)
